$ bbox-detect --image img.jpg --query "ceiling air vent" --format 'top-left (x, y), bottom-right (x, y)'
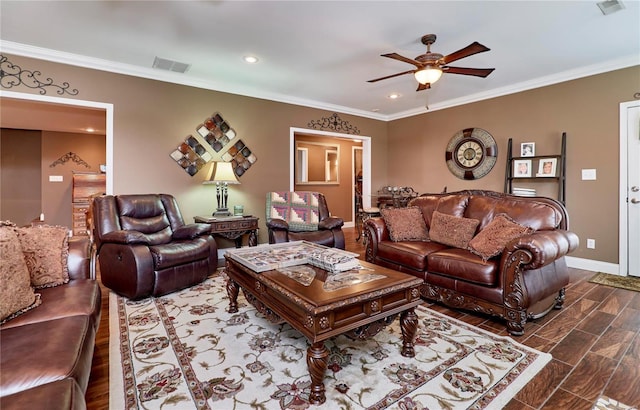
top-left (596, 0), bottom-right (625, 15)
top-left (152, 57), bottom-right (191, 73)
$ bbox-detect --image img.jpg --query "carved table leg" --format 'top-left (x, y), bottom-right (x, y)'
top-left (400, 308), bottom-right (418, 357)
top-left (307, 341), bottom-right (328, 404)
top-left (226, 278), bottom-right (239, 313)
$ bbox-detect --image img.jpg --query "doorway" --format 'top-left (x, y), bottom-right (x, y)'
top-left (289, 127), bottom-right (371, 228)
top-left (0, 90), bottom-right (113, 193)
top-left (619, 100), bottom-right (640, 277)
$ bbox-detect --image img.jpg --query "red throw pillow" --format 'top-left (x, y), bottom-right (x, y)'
top-left (381, 206), bottom-right (429, 242)
top-left (429, 211), bottom-right (480, 249)
top-left (468, 213), bottom-right (533, 260)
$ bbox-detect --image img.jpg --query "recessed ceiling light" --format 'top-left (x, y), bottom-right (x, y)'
top-left (387, 93), bottom-right (401, 100)
top-left (243, 55), bottom-right (259, 64)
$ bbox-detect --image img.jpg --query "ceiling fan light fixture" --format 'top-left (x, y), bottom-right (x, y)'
top-left (414, 67), bottom-right (442, 85)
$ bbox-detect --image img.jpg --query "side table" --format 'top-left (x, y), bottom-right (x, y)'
top-left (194, 216), bottom-right (259, 248)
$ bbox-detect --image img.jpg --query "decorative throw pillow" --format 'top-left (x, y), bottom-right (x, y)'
top-left (380, 206), bottom-right (429, 242)
top-left (0, 224), bottom-right (41, 324)
top-left (266, 191), bottom-right (320, 232)
top-left (468, 213), bottom-right (533, 260)
top-left (429, 211), bottom-right (480, 249)
top-left (15, 225), bottom-right (70, 288)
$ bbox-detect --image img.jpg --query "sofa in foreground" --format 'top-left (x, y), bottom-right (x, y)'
top-left (1, 224), bottom-right (101, 410)
top-left (364, 190), bottom-right (579, 335)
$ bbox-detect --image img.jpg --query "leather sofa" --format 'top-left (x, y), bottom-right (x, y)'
top-left (364, 190), bottom-right (579, 335)
top-left (92, 194), bottom-right (217, 299)
top-left (266, 192), bottom-right (346, 249)
top-left (0, 237), bottom-right (101, 410)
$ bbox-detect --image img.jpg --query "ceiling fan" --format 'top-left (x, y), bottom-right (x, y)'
top-left (368, 34), bottom-right (495, 91)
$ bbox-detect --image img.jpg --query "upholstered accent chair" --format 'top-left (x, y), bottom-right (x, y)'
top-left (265, 191), bottom-right (345, 249)
top-left (91, 194), bottom-right (217, 299)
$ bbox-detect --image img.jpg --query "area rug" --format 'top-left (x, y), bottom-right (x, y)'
top-left (109, 272), bottom-right (551, 410)
top-left (589, 272), bottom-right (640, 292)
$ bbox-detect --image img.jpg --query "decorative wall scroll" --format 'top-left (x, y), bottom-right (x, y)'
top-left (307, 112), bottom-right (360, 135)
top-left (0, 54), bottom-right (79, 96)
top-left (50, 152), bottom-right (90, 168)
top-left (170, 111), bottom-right (257, 177)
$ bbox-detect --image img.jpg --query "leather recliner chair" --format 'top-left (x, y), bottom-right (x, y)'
top-left (266, 191), bottom-right (345, 249)
top-left (91, 194), bottom-right (217, 299)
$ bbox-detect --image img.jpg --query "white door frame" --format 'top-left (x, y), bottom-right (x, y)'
top-left (619, 100), bottom-right (640, 277)
top-left (0, 90), bottom-right (114, 194)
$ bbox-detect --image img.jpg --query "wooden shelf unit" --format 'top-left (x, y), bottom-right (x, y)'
top-left (72, 172), bottom-right (106, 236)
top-left (504, 132), bottom-right (567, 205)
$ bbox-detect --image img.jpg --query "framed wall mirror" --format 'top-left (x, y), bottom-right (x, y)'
top-left (295, 141), bottom-right (340, 184)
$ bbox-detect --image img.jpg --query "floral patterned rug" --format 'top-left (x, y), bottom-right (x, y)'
top-left (109, 272), bottom-right (551, 409)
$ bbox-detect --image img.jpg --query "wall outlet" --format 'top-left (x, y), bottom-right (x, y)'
top-left (587, 238), bottom-right (596, 249)
top-left (49, 175), bottom-right (63, 182)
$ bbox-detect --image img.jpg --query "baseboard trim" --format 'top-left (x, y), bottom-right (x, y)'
top-left (565, 256), bottom-right (620, 275)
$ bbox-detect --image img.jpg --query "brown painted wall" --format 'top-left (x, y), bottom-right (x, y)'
top-left (0, 128), bottom-right (41, 225)
top-left (0, 128), bottom-right (106, 227)
top-left (2, 53), bottom-right (637, 264)
top-left (1, 54), bottom-right (388, 246)
top-left (388, 66), bottom-right (640, 263)
top-left (41, 131), bottom-right (106, 228)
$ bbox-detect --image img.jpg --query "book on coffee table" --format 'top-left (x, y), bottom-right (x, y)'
top-left (224, 241), bottom-right (359, 273)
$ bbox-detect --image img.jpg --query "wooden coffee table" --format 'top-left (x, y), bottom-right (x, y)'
top-left (224, 256), bottom-right (422, 404)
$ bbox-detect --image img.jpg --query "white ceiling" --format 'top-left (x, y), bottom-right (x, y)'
top-left (1, 1), bottom-right (639, 121)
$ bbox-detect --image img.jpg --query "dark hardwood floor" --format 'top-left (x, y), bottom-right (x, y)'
top-left (86, 227), bottom-right (640, 409)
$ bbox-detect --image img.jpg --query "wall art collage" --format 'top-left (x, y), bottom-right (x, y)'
top-left (169, 112), bottom-right (257, 177)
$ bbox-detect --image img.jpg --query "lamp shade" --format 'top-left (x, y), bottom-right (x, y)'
top-left (414, 67), bottom-right (443, 85)
top-left (203, 161), bottom-right (240, 185)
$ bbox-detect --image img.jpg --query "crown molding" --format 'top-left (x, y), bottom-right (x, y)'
top-left (3, 41), bottom-right (638, 123)
top-left (387, 54), bottom-right (640, 121)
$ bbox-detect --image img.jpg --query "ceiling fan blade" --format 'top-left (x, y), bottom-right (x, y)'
top-left (416, 82), bottom-right (431, 92)
top-left (441, 42), bottom-right (490, 65)
top-left (442, 66), bottom-right (495, 77)
top-left (367, 69), bottom-right (416, 83)
top-left (381, 53), bottom-right (423, 68)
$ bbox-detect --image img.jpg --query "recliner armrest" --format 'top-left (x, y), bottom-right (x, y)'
top-left (100, 230), bottom-right (150, 245)
top-left (266, 218), bottom-right (289, 230)
top-left (172, 224), bottom-right (210, 240)
top-left (319, 216), bottom-right (344, 230)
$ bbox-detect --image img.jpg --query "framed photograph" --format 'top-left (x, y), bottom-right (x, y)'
top-left (514, 159), bottom-right (532, 177)
top-left (537, 158), bottom-right (557, 177)
top-left (520, 142), bottom-right (535, 157)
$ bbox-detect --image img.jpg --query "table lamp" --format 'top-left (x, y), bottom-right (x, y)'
top-left (203, 161), bottom-right (239, 216)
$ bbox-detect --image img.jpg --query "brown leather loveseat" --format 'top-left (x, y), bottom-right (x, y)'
top-left (364, 190), bottom-right (579, 335)
top-left (1, 237), bottom-right (101, 410)
top-left (92, 194), bottom-right (218, 299)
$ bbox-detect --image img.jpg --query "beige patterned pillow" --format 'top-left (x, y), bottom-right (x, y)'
top-left (15, 225), bottom-right (70, 288)
top-left (0, 225), bottom-right (41, 324)
top-left (469, 213), bottom-right (533, 260)
top-left (381, 206), bottom-right (429, 242)
top-left (429, 211), bottom-right (480, 249)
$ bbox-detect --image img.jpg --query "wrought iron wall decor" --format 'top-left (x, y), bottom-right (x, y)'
top-left (0, 54), bottom-right (79, 96)
top-left (307, 112), bottom-right (360, 135)
top-left (170, 112), bottom-right (257, 178)
top-left (50, 152), bottom-right (90, 168)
